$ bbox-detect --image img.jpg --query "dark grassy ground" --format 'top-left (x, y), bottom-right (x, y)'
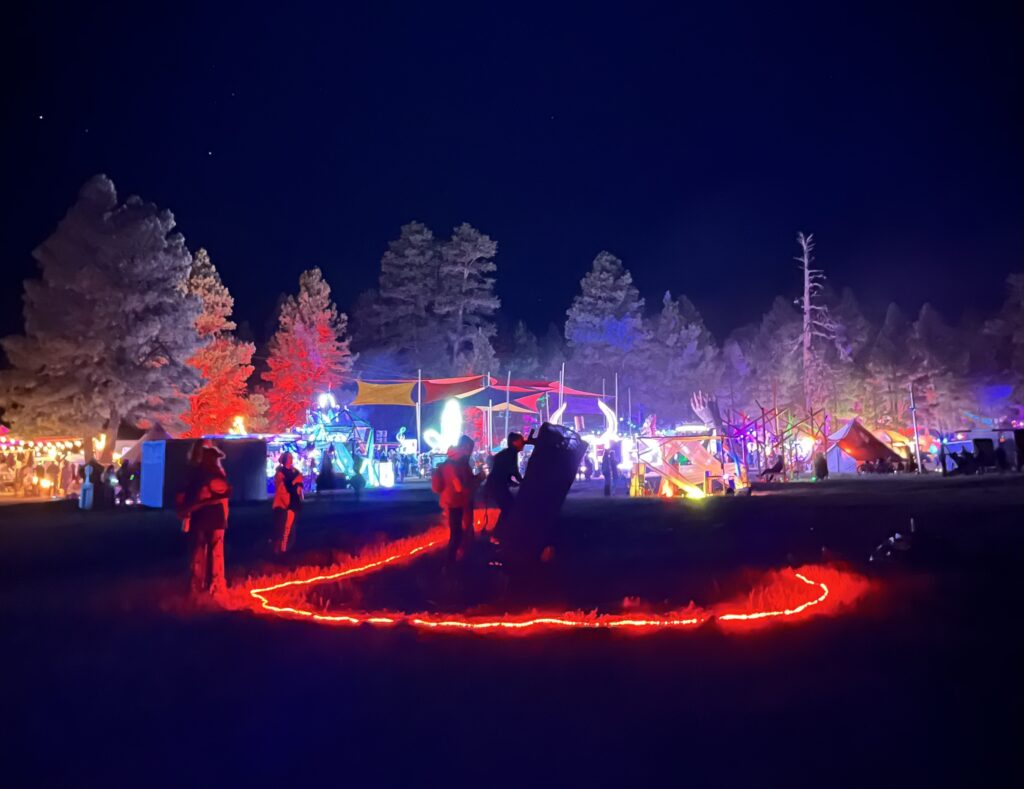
top-left (2, 476), bottom-right (1023, 788)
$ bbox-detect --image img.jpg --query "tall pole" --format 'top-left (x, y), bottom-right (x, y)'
top-left (504, 369), bottom-right (511, 442)
top-left (488, 399), bottom-right (493, 451)
top-left (627, 387), bottom-right (632, 435)
top-left (416, 369), bottom-right (422, 453)
top-left (614, 373), bottom-right (619, 426)
top-left (559, 361), bottom-right (565, 410)
top-left (909, 383), bottom-right (923, 474)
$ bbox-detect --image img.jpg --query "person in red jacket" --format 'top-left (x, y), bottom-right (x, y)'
top-left (272, 452), bottom-right (304, 553)
top-left (177, 443), bottom-right (232, 598)
top-left (435, 437), bottom-right (479, 564)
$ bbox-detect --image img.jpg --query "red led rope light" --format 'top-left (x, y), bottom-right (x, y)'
top-left (242, 526), bottom-right (856, 634)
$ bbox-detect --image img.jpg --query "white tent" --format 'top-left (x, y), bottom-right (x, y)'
top-left (123, 423), bottom-right (174, 464)
top-left (825, 419), bottom-right (900, 474)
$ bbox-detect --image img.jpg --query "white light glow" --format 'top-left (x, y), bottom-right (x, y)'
top-left (317, 392), bottom-right (337, 410)
top-left (597, 399), bottom-right (618, 444)
top-left (423, 399), bottom-right (463, 453)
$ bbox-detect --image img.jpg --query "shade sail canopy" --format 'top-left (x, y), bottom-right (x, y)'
top-left (454, 384), bottom-right (544, 409)
top-left (472, 401), bottom-right (537, 414)
top-left (350, 381), bottom-right (416, 406)
top-left (423, 375), bottom-right (497, 403)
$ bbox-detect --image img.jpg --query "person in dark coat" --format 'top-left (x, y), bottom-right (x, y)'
top-left (601, 449), bottom-right (618, 496)
top-left (115, 458), bottom-right (133, 505)
top-left (484, 432), bottom-right (527, 534)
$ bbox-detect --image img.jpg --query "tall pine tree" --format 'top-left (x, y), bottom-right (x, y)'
top-left (986, 272), bottom-right (1024, 401)
top-left (865, 303), bottom-right (915, 425)
top-left (263, 268), bottom-right (354, 431)
top-left (435, 223), bottom-right (500, 373)
top-left (180, 248), bottom-right (255, 436)
top-left (564, 251), bottom-right (647, 391)
top-left (641, 291), bottom-right (718, 422)
top-left (0, 175), bottom-right (199, 459)
top-left (375, 221), bottom-right (442, 363)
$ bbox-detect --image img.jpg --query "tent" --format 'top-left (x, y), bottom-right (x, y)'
top-left (825, 419), bottom-right (900, 473)
top-left (123, 423), bottom-right (174, 464)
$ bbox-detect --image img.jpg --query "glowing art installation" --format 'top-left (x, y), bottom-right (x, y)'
top-left (422, 398), bottom-right (463, 452)
top-left (240, 517), bottom-right (868, 635)
top-left (548, 403), bottom-right (567, 426)
top-left (596, 399), bottom-right (618, 445)
top-left (377, 461), bottom-right (395, 488)
top-left (229, 415), bottom-right (247, 435)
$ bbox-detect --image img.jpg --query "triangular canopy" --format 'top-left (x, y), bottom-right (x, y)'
top-left (827, 419), bottom-right (900, 463)
top-left (123, 423), bottom-right (173, 464)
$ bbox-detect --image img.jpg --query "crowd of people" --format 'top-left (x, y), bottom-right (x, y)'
top-left (175, 433), bottom-right (537, 599)
top-left (0, 449), bottom-right (139, 505)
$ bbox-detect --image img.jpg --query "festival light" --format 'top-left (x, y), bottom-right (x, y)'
top-left (618, 437), bottom-right (635, 471)
top-left (239, 519), bottom-right (866, 635)
top-left (596, 399), bottom-right (618, 444)
top-left (423, 399), bottom-right (463, 452)
top-left (548, 403), bottom-right (567, 426)
top-left (318, 392), bottom-right (338, 410)
top-left (229, 415), bottom-right (247, 435)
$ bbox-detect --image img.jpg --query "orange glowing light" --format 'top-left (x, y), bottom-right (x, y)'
top-left (239, 512), bottom-right (867, 635)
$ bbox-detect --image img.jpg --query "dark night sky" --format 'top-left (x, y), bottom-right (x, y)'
top-left (4, 2), bottom-right (1022, 346)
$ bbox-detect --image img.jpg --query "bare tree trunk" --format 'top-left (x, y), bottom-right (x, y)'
top-left (799, 234), bottom-right (814, 416)
top-left (83, 432), bottom-right (96, 464)
top-left (100, 409), bottom-right (119, 465)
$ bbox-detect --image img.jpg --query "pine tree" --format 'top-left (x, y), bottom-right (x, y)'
top-left (565, 251), bottom-right (647, 390)
top-left (642, 291), bottom-right (718, 422)
top-left (180, 248), bottom-right (255, 436)
top-left (750, 296), bottom-right (803, 412)
top-left (263, 268), bottom-right (354, 431)
top-left (504, 321), bottom-right (542, 379)
top-left (823, 287), bottom-right (873, 417)
top-left (435, 223), bottom-right (500, 373)
top-left (912, 303), bottom-right (970, 431)
top-left (986, 272), bottom-right (1024, 401)
top-left (0, 175), bottom-right (199, 460)
top-left (375, 221), bottom-right (441, 360)
top-left (865, 303), bottom-right (915, 425)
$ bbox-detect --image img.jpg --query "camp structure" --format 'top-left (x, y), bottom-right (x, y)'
top-left (121, 423), bottom-right (173, 465)
top-left (824, 419), bottom-right (900, 474)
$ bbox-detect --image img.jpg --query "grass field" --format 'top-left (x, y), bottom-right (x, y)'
top-left (3, 475), bottom-right (1022, 787)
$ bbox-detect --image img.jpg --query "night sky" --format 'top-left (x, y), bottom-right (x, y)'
top-left (4, 2), bottom-right (1022, 345)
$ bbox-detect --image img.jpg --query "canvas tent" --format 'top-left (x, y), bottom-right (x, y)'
top-left (825, 419), bottom-right (900, 474)
top-left (122, 423), bottom-right (174, 464)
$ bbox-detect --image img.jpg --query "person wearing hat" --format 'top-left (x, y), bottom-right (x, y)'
top-left (176, 442), bottom-right (232, 597)
top-left (484, 432), bottom-right (527, 536)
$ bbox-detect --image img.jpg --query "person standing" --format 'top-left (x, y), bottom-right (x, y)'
top-left (434, 439), bottom-right (475, 565)
top-left (454, 435), bottom-right (480, 544)
top-left (484, 432), bottom-right (527, 535)
top-left (176, 444), bottom-right (232, 598)
top-left (601, 448), bottom-right (618, 496)
top-left (115, 458), bottom-right (133, 505)
top-left (272, 452), bottom-right (304, 553)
